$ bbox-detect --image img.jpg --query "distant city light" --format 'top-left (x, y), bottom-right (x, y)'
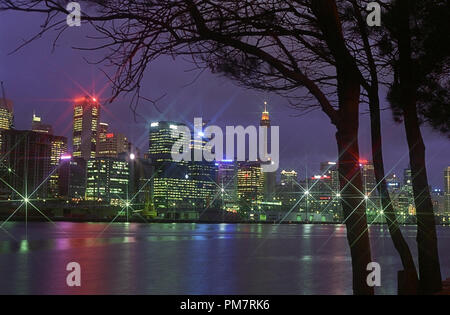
top-left (304, 190), bottom-right (310, 195)
top-left (151, 122), bottom-right (159, 127)
top-left (198, 131), bottom-right (205, 137)
top-left (61, 154), bottom-right (72, 160)
top-left (129, 153), bottom-right (135, 160)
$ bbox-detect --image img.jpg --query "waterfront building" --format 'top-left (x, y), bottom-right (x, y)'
top-left (58, 156), bottom-right (87, 201)
top-left (0, 130), bottom-right (64, 199)
top-left (237, 161), bottom-right (264, 211)
top-left (97, 131), bottom-right (129, 158)
top-left (72, 96), bottom-right (100, 160)
top-left (85, 157), bottom-right (129, 205)
top-left (217, 160), bottom-right (238, 210)
top-left (148, 121), bottom-right (217, 218)
top-left (0, 98), bottom-right (13, 131)
top-left (280, 170), bottom-right (298, 188)
top-left (260, 102), bottom-right (276, 201)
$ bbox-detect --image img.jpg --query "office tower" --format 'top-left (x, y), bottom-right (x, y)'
top-left (403, 168), bottom-right (413, 195)
top-left (0, 99), bottom-right (13, 130)
top-left (386, 173), bottom-right (401, 192)
top-left (97, 122), bottom-right (109, 154)
top-left (128, 157), bottom-right (153, 205)
top-left (148, 121), bottom-right (185, 163)
top-left (97, 132), bottom-right (129, 158)
top-left (0, 130), bottom-right (61, 199)
top-left (0, 97), bottom-right (13, 154)
top-left (31, 112), bottom-right (67, 197)
top-left (149, 121), bottom-right (217, 217)
top-left (260, 102), bottom-right (276, 201)
top-left (359, 160), bottom-right (377, 197)
top-left (444, 167), bottom-right (450, 214)
top-left (280, 170), bottom-right (298, 188)
top-left (31, 112), bottom-right (53, 134)
top-left (237, 161), bottom-right (264, 210)
top-left (58, 155), bottom-right (87, 200)
top-left (275, 170), bottom-right (301, 215)
top-left (72, 96), bottom-right (100, 160)
top-left (48, 136), bottom-right (68, 198)
top-left (85, 157), bottom-right (129, 205)
top-left (217, 160), bottom-right (238, 208)
top-left (320, 161), bottom-right (340, 193)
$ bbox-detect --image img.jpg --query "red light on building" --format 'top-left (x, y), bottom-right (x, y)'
top-left (359, 159), bottom-right (368, 165)
top-left (106, 133), bottom-right (114, 138)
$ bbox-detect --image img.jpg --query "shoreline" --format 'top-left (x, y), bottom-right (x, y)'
top-left (2, 216), bottom-right (448, 226)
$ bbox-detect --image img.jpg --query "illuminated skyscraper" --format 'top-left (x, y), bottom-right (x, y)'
top-left (85, 157), bottom-right (129, 205)
top-left (0, 99), bottom-right (13, 130)
top-left (260, 101), bottom-right (276, 201)
top-left (280, 170), bottom-right (298, 188)
top-left (0, 98), bottom-right (13, 154)
top-left (48, 136), bottom-right (68, 198)
top-left (30, 112), bottom-right (66, 197)
top-left (149, 121), bottom-right (217, 217)
top-left (217, 160), bottom-right (238, 208)
top-left (237, 161), bottom-right (264, 209)
top-left (97, 132), bottom-right (129, 158)
top-left (72, 96), bottom-right (100, 160)
top-left (148, 121), bottom-right (185, 163)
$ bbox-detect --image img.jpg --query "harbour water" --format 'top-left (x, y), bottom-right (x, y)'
top-left (0, 222), bottom-right (449, 294)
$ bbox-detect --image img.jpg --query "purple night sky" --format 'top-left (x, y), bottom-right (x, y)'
top-left (0, 11), bottom-right (448, 188)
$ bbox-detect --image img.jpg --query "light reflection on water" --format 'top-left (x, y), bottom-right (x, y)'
top-left (0, 222), bottom-right (449, 295)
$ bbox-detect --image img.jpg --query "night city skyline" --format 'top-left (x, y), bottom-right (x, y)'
top-left (1, 10), bottom-right (449, 189)
top-left (0, 0), bottom-right (449, 298)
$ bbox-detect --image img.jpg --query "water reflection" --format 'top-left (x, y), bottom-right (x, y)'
top-left (0, 222), bottom-right (449, 294)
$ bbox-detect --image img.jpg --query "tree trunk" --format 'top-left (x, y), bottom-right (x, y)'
top-left (311, 0), bottom-right (373, 295)
top-left (368, 91), bottom-right (418, 294)
top-left (336, 71), bottom-right (374, 296)
top-left (336, 128), bottom-right (373, 295)
top-left (403, 103), bottom-right (442, 294)
top-left (397, 0), bottom-right (442, 294)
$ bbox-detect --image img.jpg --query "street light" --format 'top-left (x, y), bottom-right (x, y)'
top-left (129, 153), bottom-right (135, 160)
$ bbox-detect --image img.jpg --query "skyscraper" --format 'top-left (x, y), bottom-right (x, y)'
top-left (0, 97), bottom-right (13, 154)
top-left (72, 96), bottom-right (100, 160)
top-left (217, 160), bottom-right (238, 208)
top-left (97, 132), bottom-right (129, 158)
top-left (149, 121), bottom-right (217, 217)
top-left (30, 112), bottom-right (66, 197)
top-left (58, 155), bottom-right (87, 201)
top-left (85, 157), bottom-right (129, 205)
top-left (0, 99), bottom-right (13, 131)
top-left (260, 101), bottom-right (276, 201)
top-left (237, 161), bottom-right (264, 210)
top-left (0, 130), bottom-right (60, 199)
